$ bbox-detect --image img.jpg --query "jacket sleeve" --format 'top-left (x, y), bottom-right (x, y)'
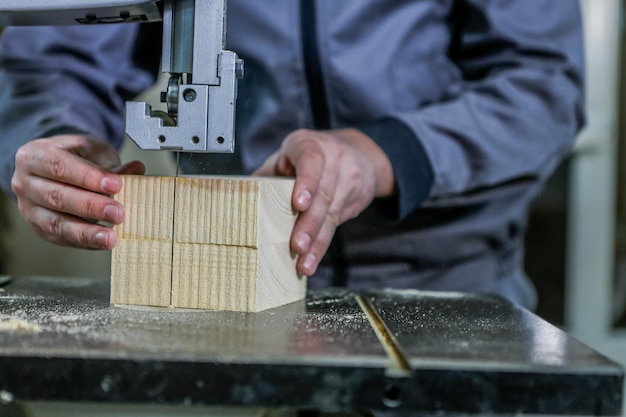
top-left (359, 0), bottom-right (585, 219)
top-left (0, 24), bottom-right (156, 196)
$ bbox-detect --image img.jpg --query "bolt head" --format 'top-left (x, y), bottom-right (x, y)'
top-left (183, 89), bottom-right (197, 103)
top-left (235, 59), bottom-right (245, 80)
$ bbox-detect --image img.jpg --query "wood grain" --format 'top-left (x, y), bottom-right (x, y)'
top-left (111, 176), bottom-right (174, 307)
top-left (111, 175), bottom-right (306, 312)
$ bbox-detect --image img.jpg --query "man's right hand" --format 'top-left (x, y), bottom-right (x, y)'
top-left (11, 135), bottom-right (145, 249)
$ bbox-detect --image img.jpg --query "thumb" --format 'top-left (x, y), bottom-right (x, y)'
top-left (252, 152), bottom-right (280, 176)
top-left (113, 160), bottom-right (146, 175)
top-left (84, 140), bottom-right (122, 170)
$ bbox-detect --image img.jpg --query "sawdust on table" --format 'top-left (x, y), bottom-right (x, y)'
top-left (0, 317), bottom-right (42, 332)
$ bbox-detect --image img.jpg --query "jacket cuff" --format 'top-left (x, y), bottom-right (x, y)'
top-left (356, 117), bottom-right (433, 220)
top-left (41, 125), bottom-right (90, 139)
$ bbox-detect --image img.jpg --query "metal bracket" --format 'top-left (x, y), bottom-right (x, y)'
top-left (125, 0), bottom-right (242, 153)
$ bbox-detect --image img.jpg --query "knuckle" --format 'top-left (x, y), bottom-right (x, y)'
top-left (10, 176), bottom-right (23, 196)
top-left (348, 166), bottom-right (363, 184)
top-left (15, 199), bottom-right (26, 215)
top-left (43, 215), bottom-right (88, 248)
top-left (77, 228), bottom-right (92, 247)
top-left (306, 146), bottom-right (326, 161)
top-left (326, 209), bottom-right (341, 228)
top-left (343, 207), bottom-right (361, 222)
top-left (45, 188), bottom-right (65, 210)
top-left (15, 141), bottom-right (40, 163)
top-left (290, 130), bottom-right (322, 150)
top-left (48, 154), bottom-right (67, 179)
top-left (49, 215), bottom-right (64, 237)
top-left (334, 137), bottom-right (346, 149)
top-left (296, 140), bottom-right (321, 157)
top-left (80, 199), bottom-right (99, 219)
top-left (317, 185), bottom-right (334, 206)
top-left (291, 128), bottom-right (315, 140)
top-left (16, 200), bottom-right (34, 223)
top-left (14, 146), bottom-right (28, 166)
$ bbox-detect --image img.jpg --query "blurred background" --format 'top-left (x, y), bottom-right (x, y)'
top-left (0, 0), bottom-right (624, 374)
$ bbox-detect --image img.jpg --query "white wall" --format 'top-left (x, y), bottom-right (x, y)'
top-left (567, 0), bottom-right (626, 374)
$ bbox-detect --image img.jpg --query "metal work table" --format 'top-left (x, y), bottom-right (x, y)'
top-left (0, 275), bottom-right (622, 415)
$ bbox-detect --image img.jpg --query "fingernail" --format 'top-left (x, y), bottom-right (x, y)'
top-left (94, 231), bottom-right (109, 248)
top-left (295, 233), bottom-right (311, 252)
top-left (302, 254), bottom-right (317, 273)
top-left (103, 205), bottom-right (121, 223)
top-left (296, 190), bottom-right (311, 209)
top-left (101, 177), bottom-right (121, 193)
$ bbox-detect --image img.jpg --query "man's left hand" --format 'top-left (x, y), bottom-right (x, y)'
top-left (254, 128), bottom-right (394, 276)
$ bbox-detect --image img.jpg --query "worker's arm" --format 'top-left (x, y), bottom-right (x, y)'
top-left (257, 0), bottom-right (585, 276)
top-left (383, 0), bottom-right (585, 215)
top-left (0, 25), bottom-right (155, 247)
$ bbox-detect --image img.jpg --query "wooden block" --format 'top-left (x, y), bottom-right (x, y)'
top-left (111, 176), bottom-right (174, 307)
top-left (111, 175), bottom-right (306, 312)
top-left (171, 176), bottom-right (305, 311)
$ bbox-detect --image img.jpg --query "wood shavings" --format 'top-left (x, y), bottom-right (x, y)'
top-left (0, 317), bottom-right (41, 332)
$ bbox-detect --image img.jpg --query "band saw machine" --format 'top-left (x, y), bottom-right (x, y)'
top-left (0, 1), bottom-right (623, 415)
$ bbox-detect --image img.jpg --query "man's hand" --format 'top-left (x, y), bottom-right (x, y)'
top-left (254, 128), bottom-right (394, 276)
top-left (11, 135), bottom-right (145, 249)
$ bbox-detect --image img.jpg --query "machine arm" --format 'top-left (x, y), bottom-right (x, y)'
top-left (0, 0), bottom-right (162, 25)
top-left (127, 0), bottom-right (242, 153)
top-left (0, 0), bottom-right (242, 153)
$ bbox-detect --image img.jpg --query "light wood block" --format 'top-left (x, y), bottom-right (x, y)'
top-left (111, 175), bottom-right (306, 312)
top-left (111, 176), bottom-right (174, 307)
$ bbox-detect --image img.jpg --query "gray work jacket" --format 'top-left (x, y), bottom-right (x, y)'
top-left (0, 1), bottom-right (585, 309)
